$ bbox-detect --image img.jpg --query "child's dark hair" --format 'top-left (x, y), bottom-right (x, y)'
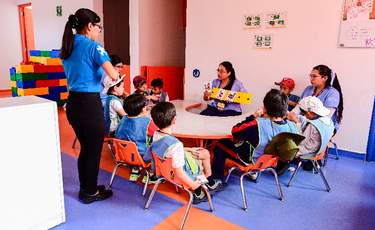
top-left (124, 94), bottom-right (147, 116)
top-left (60, 8), bottom-right (100, 59)
top-left (110, 55), bottom-right (123, 67)
top-left (151, 102), bottom-right (176, 129)
top-left (151, 78), bottom-right (163, 89)
top-left (107, 78), bottom-right (124, 94)
top-left (220, 61), bottom-right (237, 91)
top-left (263, 89), bottom-right (288, 118)
top-left (313, 64), bottom-right (344, 124)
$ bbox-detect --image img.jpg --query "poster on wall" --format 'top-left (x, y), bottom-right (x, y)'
top-left (265, 11), bottom-right (287, 29)
top-left (253, 34), bottom-right (273, 50)
top-left (338, 0), bottom-right (375, 47)
top-left (243, 13), bottom-right (262, 30)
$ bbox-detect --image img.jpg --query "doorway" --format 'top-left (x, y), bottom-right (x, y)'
top-left (103, 0), bottom-right (130, 65)
top-left (19, 3), bottom-right (35, 62)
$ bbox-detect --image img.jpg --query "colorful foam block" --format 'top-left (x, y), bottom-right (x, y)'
top-left (56, 99), bottom-right (67, 107)
top-left (60, 92), bottom-right (69, 100)
top-left (44, 57), bottom-right (62, 66)
top-left (49, 86), bottom-right (68, 94)
top-left (50, 50), bottom-right (60, 58)
top-left (10, 75), bottom-right (16, 81)
top-left (11, 87), bottom-right (17, 94)
top-left (9, 67), bottom-right (16, 75)
top-left (16, 73), bottom-right (48, 81)
top-left (38, 93), bottom-right (61, 101)
top-left (18, 87), bottom-right (49, 96)
top-left (59, 79), bottom-right (67, 86)
top-left (30, 56), bottom-right (43, 63)
top-left (15, 65), bottom-right (34, 73)
top-left (35, 79), bottom-right (60, 88)
top-left (34, 64), bottom-right (64, 73)
top-left (47, 72), bottom-right (66, 80)
top-left (17, 81), bottom-right (37, 89)
top-left (40, 51), bottom-right (50, 57)
top-left (12, 93), bottom-right (18, 97)
top-left (30, 50), bottom-right (41, 57)
top-left (11, 81), bottom-right (17, 88)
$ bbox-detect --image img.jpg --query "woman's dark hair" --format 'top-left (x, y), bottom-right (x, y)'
top-left (263, 89), bottom-right (288, 118)
top-left (60, 8), bottom-right (100, 59)
top-left (313, 64), bottom-right (344, 124)
top-left (220, 61), bottom-right (236, 90)
top-left (123, 94), bottom-right (147, 116)
top-left (151, 78), bottom-right (164, 89)
top-left (151, 102), bottom-right (176, 129)
top-left (109, 55), bottom-right (123, 67)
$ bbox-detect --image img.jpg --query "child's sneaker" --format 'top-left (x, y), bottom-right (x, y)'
top-left (193, 191), bottom-right (208, 205)
top-left (246, 172), bottom-right (259, 181)
top-left (129, 169), bottom-right (141, 182)
top-left (206, 180), bottom-right (228, 195)
top-left (142, 173), bottom-right (158, 184)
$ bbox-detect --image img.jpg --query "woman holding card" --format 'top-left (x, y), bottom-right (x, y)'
top-left (201, 61), bottom-right (248, 116)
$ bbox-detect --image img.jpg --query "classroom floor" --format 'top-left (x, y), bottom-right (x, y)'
top-left (1, 91), bottom-right (374, 230)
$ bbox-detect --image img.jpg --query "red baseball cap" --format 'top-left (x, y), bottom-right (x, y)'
top-left (275, 77), bottom-right (295, 90)
top-left (133, 75), bottom-right (147, 87)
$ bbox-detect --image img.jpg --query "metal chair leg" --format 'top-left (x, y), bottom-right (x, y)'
top-left (240, 173), bottom-right (249, 211)
top-left (202, 186), bottom-right (215, 212)
top-left (144, 178), bottom-right (163, 210)
top-left (287, 160), bottom-right (302, 187)
top-left (106, 140), bottom-right (117, 164)
top-left (313, 161), bottom-right (331, 192)
top-left (224, 165), bottom-right (237, 183)
top-left (141, 169), bottom-right (150, 198)
top-left (323, 146), bottom-right (329, 167)
top-left (108, 163), bottom-right (121, 187)
top-left (268, 168), bottom-right (284, 201)
top-left (330, 140), bottom-right (339, 160)
top-left (72, 136), bottom-right (78, 148)
top-left (180, 189), bottom-right (194, 230)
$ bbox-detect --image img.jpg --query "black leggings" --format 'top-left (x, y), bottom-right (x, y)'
top-left (66, 91), bottom-right (105, 195)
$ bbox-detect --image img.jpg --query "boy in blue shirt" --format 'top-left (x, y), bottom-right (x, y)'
top-left (115, 94), bottom-right (158, 181)
top-left (275, 77), bottom-right (300, 111)
top-left (144, 102), bottom-right (228, 204)
top-left (212, 89), bottom-right (299, 182)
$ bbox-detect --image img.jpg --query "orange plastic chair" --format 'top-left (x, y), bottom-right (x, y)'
top-left (144, 151), bottom-right (214, 230)
top-left (108, 139), bottom-right (152, 198)
top-left (72, 135), bottom-right (117, 163)
top-left (224, 154), bottom-right (283, 211)
top-left (287, 141), bottom-right (331, 192)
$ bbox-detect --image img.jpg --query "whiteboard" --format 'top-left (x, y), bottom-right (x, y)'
top-left (338, 0), bottom-right (375, 48)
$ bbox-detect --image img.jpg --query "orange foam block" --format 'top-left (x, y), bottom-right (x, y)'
top-left (18, 87), bottom-right (49, 96)
top-left (40, 57), bottom-right (63, 66)
top-left (60, 92), bottom-right (69, 100)
top-left (59, 79), bottom-right (67, 86)
top-left (15, 65), bottom-right (34, 73)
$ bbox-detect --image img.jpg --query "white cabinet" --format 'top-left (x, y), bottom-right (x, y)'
top-left (0, 96), bottom-right (65, 230)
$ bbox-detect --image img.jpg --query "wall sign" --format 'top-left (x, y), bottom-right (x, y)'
top-left (193, 69), bottom-right (200, 78)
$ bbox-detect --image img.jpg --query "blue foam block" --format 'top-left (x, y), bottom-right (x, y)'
top-left (17, 81), bottom-right (36, 89)
top-left (47, 72), bottom-right (66, 80)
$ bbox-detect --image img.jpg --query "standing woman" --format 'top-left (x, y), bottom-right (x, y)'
top-left (291, 64), bottom-right (344, 170)
top-left (60, 8), bottom-right (118, 204)
top-left (201, 61), bottom-right (248, 116)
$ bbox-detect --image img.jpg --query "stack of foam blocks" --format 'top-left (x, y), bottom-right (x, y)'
top-left (9, 49), bottom-right (68, 106)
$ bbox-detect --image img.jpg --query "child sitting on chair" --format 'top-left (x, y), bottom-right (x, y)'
top-left (103, 75), bottom-right (126, 137)
top-left (149, 78), bottom-right (169, 103)
top-left (115, 94), bottom-right (158, 181)
top-left (275, 77), bottom-right (300, 111)
top-left (283, 96), bottom-right (334, 172)
top-left (211, 89), bottom-right (299, 183)
top-left (133, 75), bottom-right (154, 108)
top-left (143, 102), bottom-right (228, 205)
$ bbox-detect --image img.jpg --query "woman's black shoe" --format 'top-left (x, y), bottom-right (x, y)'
top-left (78, 185), bottom-right (106, 200)
top-left (83, 189), bottom-right (113, 204)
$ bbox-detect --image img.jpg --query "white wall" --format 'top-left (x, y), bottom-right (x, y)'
top-left (0, 0), bottom-right (23, 90)
top-left (0, 0), bottom-right (99, 90)
top-left (186, 0), bottom-right (375, 153)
